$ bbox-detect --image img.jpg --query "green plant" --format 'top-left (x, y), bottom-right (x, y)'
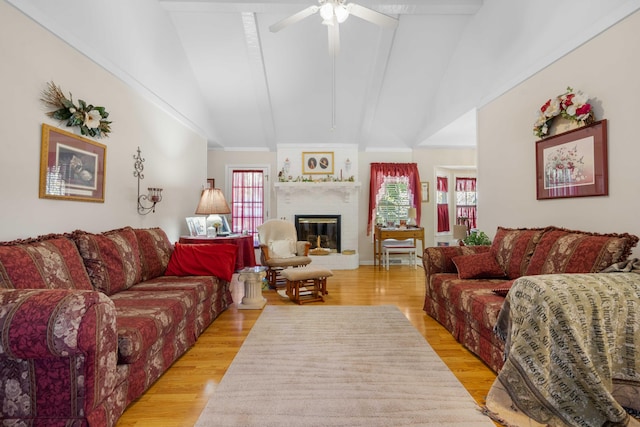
top-left (463, 230), bottom-right (492, 246)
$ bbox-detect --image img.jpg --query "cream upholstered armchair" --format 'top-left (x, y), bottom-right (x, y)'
top-left (258, 219), bottom-right (312, 288)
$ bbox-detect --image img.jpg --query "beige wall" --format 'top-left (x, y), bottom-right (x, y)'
top-left (0, 2), bottom-right (208, 242)
top-left (477, 10), bottom-right (640, 256)
top-left (413, 148), bottom-right (477, 247)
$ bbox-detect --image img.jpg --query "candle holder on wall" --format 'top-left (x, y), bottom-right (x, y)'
top-left (133, 146), bottom-right (163, 214)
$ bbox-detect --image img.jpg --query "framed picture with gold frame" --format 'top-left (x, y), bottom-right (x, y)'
top-left (39, 123), bottom-right (107, 202)
top-left (421, 181), bottom-right (429, 203)
top-left (302, 152), bottom-right (334, 174)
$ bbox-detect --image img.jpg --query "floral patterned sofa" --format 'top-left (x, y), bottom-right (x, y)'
top-left (422, 226), bottom-right (639, 373)
top-left (0, 226), bottom-right (236, 426)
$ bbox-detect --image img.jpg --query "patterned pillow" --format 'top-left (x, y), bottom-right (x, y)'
top-left (72, 227), bottom-right (142, 295)
top-left (452, 252), bottom-right (506, 279)
top-left (134, 228), bottom-right (173, 281)
top-left (490, 227), bottom-right (547, 279)
top-left (0, 234), bottom-right (93, 290)
top-left (525, 228), bottom-right (639, 275)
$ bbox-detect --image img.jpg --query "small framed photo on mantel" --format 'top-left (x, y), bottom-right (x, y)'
top-left (302, 152), bottom-right (334, 175)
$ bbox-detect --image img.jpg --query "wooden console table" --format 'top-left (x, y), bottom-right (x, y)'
top-left (373, 226), bottom-right (424, 267)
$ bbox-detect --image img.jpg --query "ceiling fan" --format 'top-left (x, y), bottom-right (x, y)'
top-left (269, 0), bottom-right (398, 56)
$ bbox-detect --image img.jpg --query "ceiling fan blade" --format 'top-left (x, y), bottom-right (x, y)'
top-left (327, 21), bottom-right (340, 56)
top-left (269, 5), bottom-right (319, 33)
top-left (346, 3), bottom-right (398, 29)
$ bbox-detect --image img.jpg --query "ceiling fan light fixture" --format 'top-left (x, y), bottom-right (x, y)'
top-left (319, 3), bottom-right (334, 21)
top-left (335, 5), bottom-right (349, 23)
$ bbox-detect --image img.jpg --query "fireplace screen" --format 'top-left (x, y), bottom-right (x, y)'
top-left (295, 215), bottom-right (341, 253)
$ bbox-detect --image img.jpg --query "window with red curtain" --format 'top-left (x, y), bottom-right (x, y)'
top-left (455, 177), bottom-right (477, 230)
top-left (436, 177), bottom-right (450, 232)
top-left (368, 163), bottom-right (421, 234)
top-left (231, 170), bottom-right (264, 246)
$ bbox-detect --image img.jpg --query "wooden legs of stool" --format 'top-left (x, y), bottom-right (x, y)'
top-left (285, 277), bottom-right (326, 304)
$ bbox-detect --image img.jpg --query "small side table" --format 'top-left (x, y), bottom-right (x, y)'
top-left (237, 266), bottom-right (267, 310)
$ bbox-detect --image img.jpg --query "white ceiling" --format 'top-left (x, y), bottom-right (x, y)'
top-left (8, 0), bottom-right (640, 151)
top-left (160, 0), bottom-right (482, 151)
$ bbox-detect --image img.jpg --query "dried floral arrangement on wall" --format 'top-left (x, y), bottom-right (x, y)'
top-left (41, 81), bottom-right (112, 138)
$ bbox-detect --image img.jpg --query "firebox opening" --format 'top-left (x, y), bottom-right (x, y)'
top-left (295, 215), bottom-right (341, 253)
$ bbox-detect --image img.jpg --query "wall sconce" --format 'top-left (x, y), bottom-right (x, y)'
top-left (345, 158), bottom-right (352, 173)
top-left (283, 158), bottom-right (290, 174)
top-left (133, 147), bottom-right (163, 215)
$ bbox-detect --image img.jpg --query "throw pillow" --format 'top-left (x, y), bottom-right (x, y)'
top-left (134, 227), bottom-right (173, 281)
top-left (524, 227), bottom-right (639, 275)
top-left (164, 243), bottom-right (237, 282)
top-left (452, 252), bottom-right (506, 279)
top-left (72, 227), bottom-right (143, 295)
top-left (490, 227), bottom-right (548, 279)
top-left (268, 239), bottom-right (296, 258)
top-left (0, 235), bottom-right (93, 290)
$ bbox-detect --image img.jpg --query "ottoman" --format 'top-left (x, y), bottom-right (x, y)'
top-left (280, 266), bottom-right (333, 304)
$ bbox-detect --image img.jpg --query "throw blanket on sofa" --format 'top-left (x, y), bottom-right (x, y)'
top-left (486, 273), bottom-right (640, 427)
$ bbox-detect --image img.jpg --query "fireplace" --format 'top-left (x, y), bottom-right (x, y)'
top-left (295, 214), bottom-right (341, 253)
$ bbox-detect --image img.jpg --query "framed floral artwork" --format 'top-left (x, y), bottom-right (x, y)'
top-left (302, 152), bottom-right (334, 174)
top-left (39, 123), bottom-right (107, 202)
top-left (536, 119), bottom-right (608, 200)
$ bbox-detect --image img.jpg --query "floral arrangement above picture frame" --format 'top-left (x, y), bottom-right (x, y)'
top-left (533, 87), bottom-right (593, 139)
top-left (41, 81), bottom-right (112, 138)
top-left (39, 124), bottom-right (106, 203)
top-left (536, 120), bottom-right (608, 200)
top-left (302, 152), bottom-right (334, 174)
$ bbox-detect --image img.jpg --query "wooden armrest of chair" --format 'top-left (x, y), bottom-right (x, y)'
top-left (297, 241), bottom-right (311, 256)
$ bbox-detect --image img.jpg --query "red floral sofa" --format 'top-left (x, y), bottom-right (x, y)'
top-left (422, 226), bottom-right (639, 373)
top-left (0, 226), bottom-right (236, 426)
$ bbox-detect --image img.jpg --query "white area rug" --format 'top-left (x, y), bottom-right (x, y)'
top-left (195, 305), bottom-right (494, 426)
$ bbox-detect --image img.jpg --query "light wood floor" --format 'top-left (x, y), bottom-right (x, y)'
top-left (116, 265), bottom-right (498, 426)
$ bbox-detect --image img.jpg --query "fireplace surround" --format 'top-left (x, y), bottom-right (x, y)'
top-left (274, 182), bottom-right (360, 269)
top-left (295, 214), bottom-right (341, 253)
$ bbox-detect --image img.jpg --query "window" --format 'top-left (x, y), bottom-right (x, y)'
top-left (436, 177), bottom-right (450, 232)
top-left (230, 169), bottom-right (265, 245)
top-left (368, 163), bottom-right (421, 234)
top-left (375, 176), bottom-right (411, 226)
top-left (455, 177), bottom-right (477, 230)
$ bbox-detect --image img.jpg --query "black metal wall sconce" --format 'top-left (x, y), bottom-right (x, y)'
top-left (133, 146), bottom-right (163, 214)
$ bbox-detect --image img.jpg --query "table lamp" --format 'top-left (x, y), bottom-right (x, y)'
top-left (453, 224), bottom-right (468, 246)
top-left (195, 188), bottom-right (231, 237)
top-left (407, 207), bottom-right (417, 226)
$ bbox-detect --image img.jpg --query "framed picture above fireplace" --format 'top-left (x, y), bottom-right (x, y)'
top-left (302, 152), bottom-right (334, 175)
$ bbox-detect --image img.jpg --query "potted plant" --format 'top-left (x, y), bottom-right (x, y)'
top-left (463, 230), bottom-right (492, 246)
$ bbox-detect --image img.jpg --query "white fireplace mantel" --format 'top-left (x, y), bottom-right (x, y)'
top-left (274, 181), bottom-right (361, 203)
top-left (274, 181), bottom-right (361, 269)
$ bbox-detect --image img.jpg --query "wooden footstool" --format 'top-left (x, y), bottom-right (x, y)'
top-left (280, 266), bottom-right (333, 305)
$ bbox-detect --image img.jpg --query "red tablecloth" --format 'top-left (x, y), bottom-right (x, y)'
top-left (178, 234), bottom-right (257, 271)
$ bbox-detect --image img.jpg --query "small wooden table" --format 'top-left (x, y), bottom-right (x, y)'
top-left (373, 226), bottom-right (424, 267)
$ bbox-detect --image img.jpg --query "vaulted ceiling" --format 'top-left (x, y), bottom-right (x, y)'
top-left (8, 0), bottom-right (638, 151)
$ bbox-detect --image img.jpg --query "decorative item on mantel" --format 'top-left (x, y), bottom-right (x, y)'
top-left (41, 81), bottom-right (112, 138)
top-left (533, 86), bottom-right (594, 139)
top-left (133, 147), bottom-right (163, 214)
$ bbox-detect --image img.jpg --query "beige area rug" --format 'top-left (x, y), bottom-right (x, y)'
top-left (195, 305), bottom-right (495, 426)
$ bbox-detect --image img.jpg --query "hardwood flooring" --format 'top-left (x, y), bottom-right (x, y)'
top-left (115, 265), bottom-right (498, 426)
